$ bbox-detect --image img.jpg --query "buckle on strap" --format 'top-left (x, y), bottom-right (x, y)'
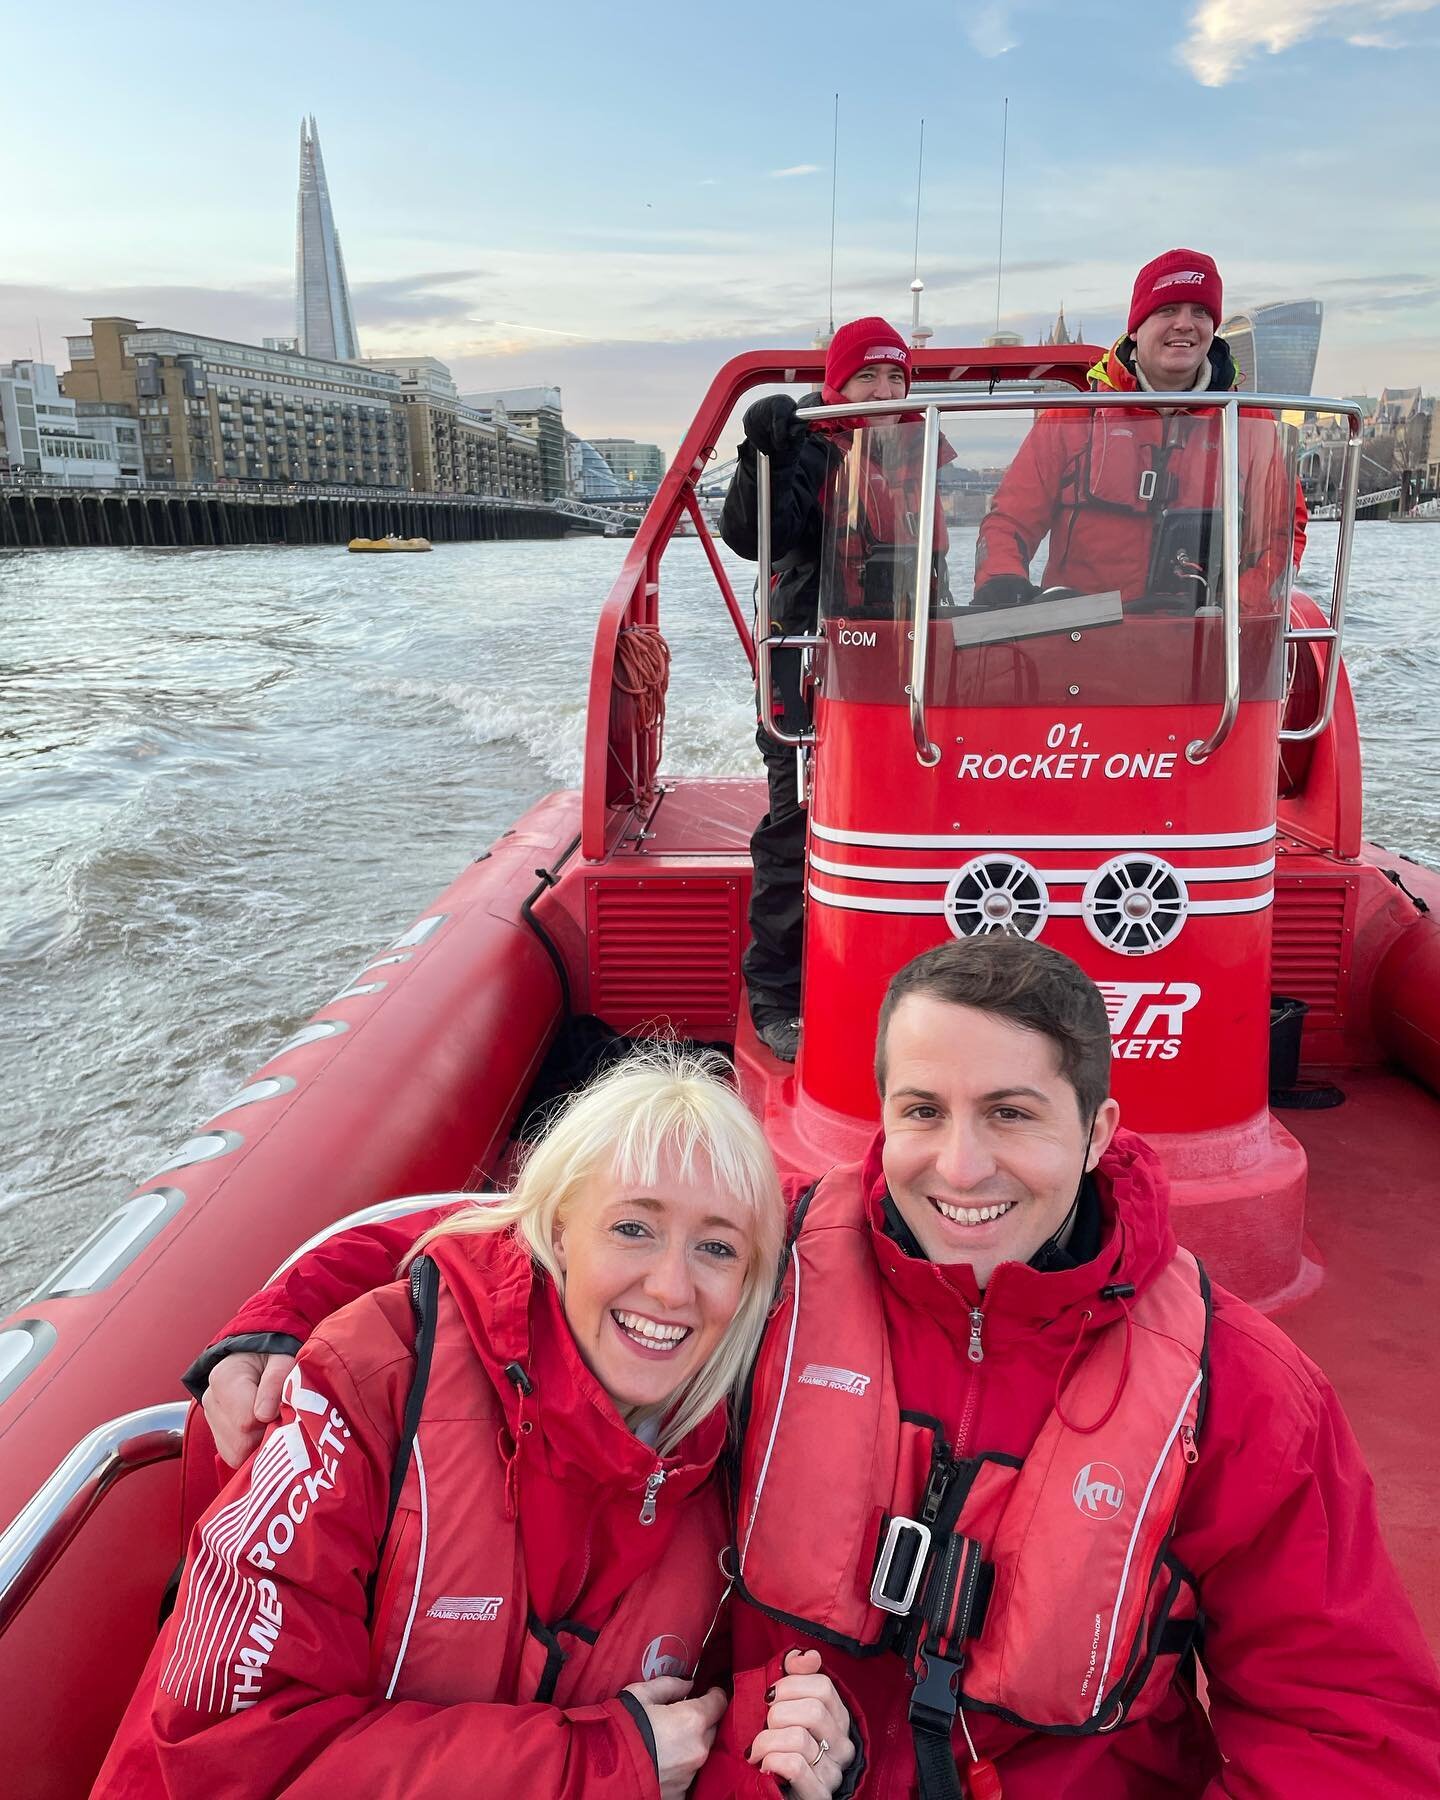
top-left (909, 1647), bottom-right (964, 1737)
top-left (870, 1515), bottom-right (932, 1616)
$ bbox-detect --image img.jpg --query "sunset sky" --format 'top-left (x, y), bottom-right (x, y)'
top-left (4, 0), bottom-right (1438, 453)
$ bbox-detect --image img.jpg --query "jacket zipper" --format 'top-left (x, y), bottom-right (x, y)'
top-left (930, 1266), bottom-right (991, 1460)
top-left (639, 1467), bottom-right (667, 1525)
top-left (952, 1300), bottom-right (988, 1459)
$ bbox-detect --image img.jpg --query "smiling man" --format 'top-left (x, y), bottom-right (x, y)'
top-left (973, 247), bottom-right (1308, 609)
top-left (874, 982), bottom-right (1119, 1279)
top-left (698, 936), bottom-right (1440, 1798)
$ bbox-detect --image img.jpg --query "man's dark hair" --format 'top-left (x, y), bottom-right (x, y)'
top-left (875, 937), bottom-right (1112, 1122)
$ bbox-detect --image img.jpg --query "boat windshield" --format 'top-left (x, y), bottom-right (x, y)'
top-left (813, 397), bottom-right (1299, 712)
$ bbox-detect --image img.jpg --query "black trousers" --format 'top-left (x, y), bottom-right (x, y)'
top-left (743, 649), bottom-right (807, 1019)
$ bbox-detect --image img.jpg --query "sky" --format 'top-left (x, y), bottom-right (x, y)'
top-left (3, 0), bottom-right (1438, 456)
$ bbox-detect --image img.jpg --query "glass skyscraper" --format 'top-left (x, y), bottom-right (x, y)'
top-left (1219, 300), bottom-right (1323, 395)
top-left (295, 116), bottom-right (361, 363)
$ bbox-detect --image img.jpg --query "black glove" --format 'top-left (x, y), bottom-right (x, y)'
top-left (973, 574), bottom-right (1040, 610)
top-left (743, 394), bottom-right (807, 458)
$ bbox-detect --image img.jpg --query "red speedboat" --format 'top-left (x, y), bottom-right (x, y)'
top-left (1, 342), bottom-right (1436, 1795)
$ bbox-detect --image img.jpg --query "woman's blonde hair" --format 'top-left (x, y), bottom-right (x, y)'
top-left (412, 1045), bottom-right (784, 1457)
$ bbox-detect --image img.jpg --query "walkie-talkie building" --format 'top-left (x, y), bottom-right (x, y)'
top-left (1219, 300), bottom-right (1323, 395)
top-left (295, 116), bottom-right (361, 362)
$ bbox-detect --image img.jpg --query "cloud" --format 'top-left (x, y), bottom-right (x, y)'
top-left (1294, 273), bottom-right (1440, 316)
top-left (768, 164), bottom-right (821, 179)
top-left (965, 2), bottom-right (1019, 56)
top-left (348, 270), bottom-right (489, 327)
top-left (0, 278), bottom-right (291, 358)
top-left (1179, 0), bottom-right (1439, 85)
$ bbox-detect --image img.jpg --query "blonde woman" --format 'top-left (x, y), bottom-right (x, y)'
top-left (95, 1050), bottom-right (854, 1799)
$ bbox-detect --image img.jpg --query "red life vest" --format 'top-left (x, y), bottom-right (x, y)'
top-left (733, 1167), bottom-right (1209, 1742)
top-left (368, 1260), bottom-right (730, 1707)
top-left (820, 422), bottom-right (954, 619)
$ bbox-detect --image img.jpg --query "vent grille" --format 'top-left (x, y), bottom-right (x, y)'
top-left (588, 879), bottom-right (740, 1031)
top-left (1272, 878), bottom-right (1352, 1024)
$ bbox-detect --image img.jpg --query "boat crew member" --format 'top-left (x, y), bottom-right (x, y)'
top-left (93, 1051), bottom-right (855, 1799)
top-left (719, 317), bottom-right (919, 1065)
top-left (974, 248), bottom-right (1309, 610)
top-left (194, 940), bottom-right (1440, 1796)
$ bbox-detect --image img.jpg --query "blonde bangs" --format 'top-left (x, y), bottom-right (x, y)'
top-left (412, 1044), bottom-right (785, 1457)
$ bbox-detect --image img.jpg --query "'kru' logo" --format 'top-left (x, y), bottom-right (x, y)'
top-left (641, 1634), bottom-right (691, 1680)
top-left (1073, 1462), bottom-right (1125, 1519)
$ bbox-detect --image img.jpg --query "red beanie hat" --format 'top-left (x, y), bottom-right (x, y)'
top-left (1127, 249), bottom-right (1223, 335)
top-left (824, 316), bottom-right (911, 395)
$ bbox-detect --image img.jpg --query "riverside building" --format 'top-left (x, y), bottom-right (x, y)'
top-left (0, 360), bottom-right (130, 485)
top-left (1219, 300), bottom-right (1323, 395)
top-left (62, 318), bottom-right (409, 488)
top-left (358, 357), bottom-right (541, 499)
top-left (462, 386), bottom-right (566, 499)
top-left (589, 437), bottom-right (666, 490)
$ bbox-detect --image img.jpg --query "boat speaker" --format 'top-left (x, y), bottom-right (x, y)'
top-left (944, 856), bottom-right (1050, 941)
top-left (1083, 855), bottom-right (1188, 956)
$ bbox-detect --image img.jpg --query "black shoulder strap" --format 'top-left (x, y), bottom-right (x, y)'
top-left (786, 1177), bottom-right (823, 1251)
top-left (365, 1254), bottom-right (440, 1620)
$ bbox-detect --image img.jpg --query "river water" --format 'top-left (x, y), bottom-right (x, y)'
top-left (2, 522), bottom-right (1436, 1312)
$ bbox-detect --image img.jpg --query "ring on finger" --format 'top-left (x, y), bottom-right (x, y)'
top-left (808, 1736), bottom-right (830, 1769)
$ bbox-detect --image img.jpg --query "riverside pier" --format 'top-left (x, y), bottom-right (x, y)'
top-left (0, 481), bottom-right (572, 550)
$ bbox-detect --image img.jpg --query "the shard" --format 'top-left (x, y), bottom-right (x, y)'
top-left (295, 116), bottom-right (360, 362)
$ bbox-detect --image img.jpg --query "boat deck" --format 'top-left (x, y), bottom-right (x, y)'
top-left (1280, 1070), bottom-right (1440, 1645)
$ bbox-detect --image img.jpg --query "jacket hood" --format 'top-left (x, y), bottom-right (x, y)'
top-left (859, 1125), bottom-right (1179, 1344)
top-left (1090, 334), bottom-right (1238, 396)
top-left (425, 1226), bottom-right (726, 1497)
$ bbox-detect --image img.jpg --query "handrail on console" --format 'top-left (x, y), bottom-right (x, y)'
top-left (790, 388), bottom-right (1363, 770)
top-left (579, 345), bottom-right (1102, 858)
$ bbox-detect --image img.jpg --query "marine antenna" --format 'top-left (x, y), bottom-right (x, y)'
top-left (994, 96), bottom-right (1009, 336)
top-left (911, 117), bottom-right (925, 282)
top-left (827, 92), bottom-right (840, 337)
top-left (910, 118), bottom-right (932, 349)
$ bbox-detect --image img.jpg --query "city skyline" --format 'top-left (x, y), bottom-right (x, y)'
top-left (4, 0), bottom-right (1438, 454)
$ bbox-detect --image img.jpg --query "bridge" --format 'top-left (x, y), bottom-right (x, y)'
top-left (1309, 485), bottom-right (1401, 522)
top-left (549, 497), bottom-right (649, 535)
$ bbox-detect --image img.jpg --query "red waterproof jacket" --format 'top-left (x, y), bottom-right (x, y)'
top-left (184, 1148), bottom-right (1440, 1796)
top-left (695, 1134), bottom-right (1440, 1798)
top-left (975, 340), bottom-right (1308, 607)
top-left (94, 1227), bottom-right (730, 1799)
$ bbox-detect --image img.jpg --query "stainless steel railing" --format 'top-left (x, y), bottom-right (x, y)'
top-left (755, 389), bottom-right (1363, 768)
top-left (754, 449), bottom-right (822, 751)
top-left (0, 1402), bottom-right (187, 1634)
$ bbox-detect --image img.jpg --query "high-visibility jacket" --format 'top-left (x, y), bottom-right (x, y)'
top-left (975, 338), bottom-right (1307, 607)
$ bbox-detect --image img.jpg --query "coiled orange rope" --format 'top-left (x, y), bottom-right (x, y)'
top-left (614, 624), bottom-right (671, 733)
top-left (612, 624), bottom-right (672, 799)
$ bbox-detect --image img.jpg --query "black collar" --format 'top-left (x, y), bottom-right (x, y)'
top-left (881, 1175), bottom-right (1103, 1274)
